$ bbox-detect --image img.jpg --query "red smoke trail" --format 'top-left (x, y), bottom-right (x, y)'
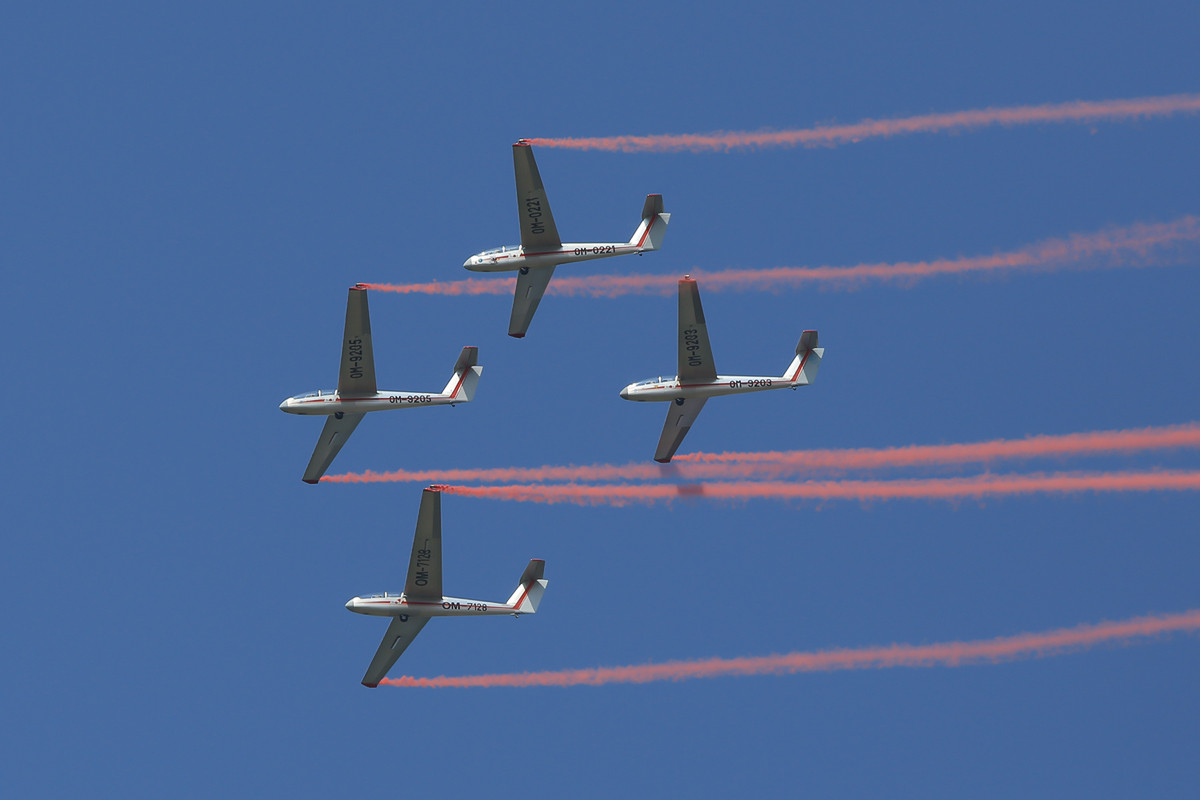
top-left (526, 93), bottom-right (1200, 153)
top-left (431, 469), bottom-right (1200, 507)
top-left (381, 608), bottom-right (1200, 688)
top-left (324, 461), bottom-right (668, 485)
top-left (673, 423), bottom-right (1200, 476)
top-left (362, 215), bottom-right (1200, 298)
top-left (359, 276), bottom-right (515, 297)
top-left (323, 423), bottom-right (1200, 484)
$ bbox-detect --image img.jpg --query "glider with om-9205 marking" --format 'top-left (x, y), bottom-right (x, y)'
top-left (464, 139), bottom-right (670, 338)
top-left (279, 285), bottom-right (482, 483)
top-left (346, 486), bottom-right (548, 687)
top-left (620, 276), bottom-right (824, 462)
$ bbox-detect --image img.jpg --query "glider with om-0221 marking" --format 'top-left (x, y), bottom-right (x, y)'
top-left (345, 486), bottom-right (548, 687)
top-left (463, 140), bottom-right (670, 338)
top-left (279, 285), bottom-right (482, 483)
top-left (620, 276), bottom-right (824, 462)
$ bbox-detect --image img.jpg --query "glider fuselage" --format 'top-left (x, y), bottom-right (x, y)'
top-left (463, 241), bottom-right (645, 273)
top-left (620, 374), bottom-right (801, 402)
top-left (280, 390), bottom-right (466, 415)
top-left (346, 593), bottom-right (532, 618)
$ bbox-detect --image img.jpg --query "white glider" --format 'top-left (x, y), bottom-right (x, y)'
top-left (346, 487), bottom-right (548, 687)
top-left (620, 277), bottom-right (824, 462)
top-left (464, 139), bottom-right (670, 338)
top-left (279, 285), bottom-right (482, 483)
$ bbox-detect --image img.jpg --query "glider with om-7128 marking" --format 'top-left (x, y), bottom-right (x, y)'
top-left (279, 285), bottom-right (482, 483)
top-left (620, 276), bottom-right (824, 462)
top-left (464, 139), bottom-right (670, 338)
top-left (345, 486), bottom-right (548, 687)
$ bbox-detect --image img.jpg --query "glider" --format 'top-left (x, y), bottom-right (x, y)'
top-left (345, 487), bottom-right (548, 687)
top-left (279, 286), bottom-right (482, 482)
top-left (620, 277), bottom-right (823, 462)
top-left (464, 140), bottom-right (670, 337)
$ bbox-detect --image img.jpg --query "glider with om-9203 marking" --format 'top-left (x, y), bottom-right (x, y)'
top-left (464, 139), bottom-right (670, 338)
top-left (620, 276), bottom-right (824, 462)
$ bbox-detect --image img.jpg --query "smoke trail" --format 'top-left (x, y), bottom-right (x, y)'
top-left (362, 215), bottom-right (1200, 298)
top-left (323, 423), bottom-right (1200, 484)
top-left (526, 93), bottom-right (1200, 153)
top-left (674, 423), bottom-right (1200, 476)
top-left (359, 277), bottom-right (515, 297)
top-left (381, 608), bottom-right (1200, 688)
top-left (431, 469), bottom-right (1200, 507)
top-left (324, 461), bottom-right (668, 485)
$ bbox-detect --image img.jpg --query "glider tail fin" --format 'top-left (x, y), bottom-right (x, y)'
top-left (441, 346), bottom-right (482, 402)
top-left (506, 559), bottom-right (547, 614)
top-left (629, 194), bottom-right (671, 252)
top-left (783, 330), bottom-right (823, 386)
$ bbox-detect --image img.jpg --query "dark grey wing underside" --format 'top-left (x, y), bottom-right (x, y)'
top-left (361, 615), bottom-right (430, 687)
top-left (508, 264), bottom-right (558, 338)
top-left (302, 412), bottom-right (365, 483)
top-left (677, 279), bottom-right (717, 383)
top-left (654, 397), bottom-right (707, 463)
top-left (337, 287), bottom-right (378, 398)
top-left (404, 488), bottom-right (443, 602)
top-left (513, 142), bottom-right (562, 251)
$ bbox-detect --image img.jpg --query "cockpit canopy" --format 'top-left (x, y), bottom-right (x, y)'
top-left (361, 592), bottom-right (400, 599)
top-left (294, 389), bottom-right (336, 399)
top-left (634, 377), bottom-right (672, 386)
top-left (478, 245), bottom-right (519, 256)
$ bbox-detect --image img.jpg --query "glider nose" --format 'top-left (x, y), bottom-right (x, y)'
top-left (278, 398), bottom-right (290, 412)
top-left (619, 387), bottom-right (630, 400)
top-left (345, 597), bottom-right (357, 611)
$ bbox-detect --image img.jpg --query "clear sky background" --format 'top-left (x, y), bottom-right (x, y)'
top-left (4, 2), bottom-right (1199, 797)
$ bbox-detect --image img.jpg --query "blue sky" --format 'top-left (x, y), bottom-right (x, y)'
top-left (4, 2), bottom-right (1199, 796)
